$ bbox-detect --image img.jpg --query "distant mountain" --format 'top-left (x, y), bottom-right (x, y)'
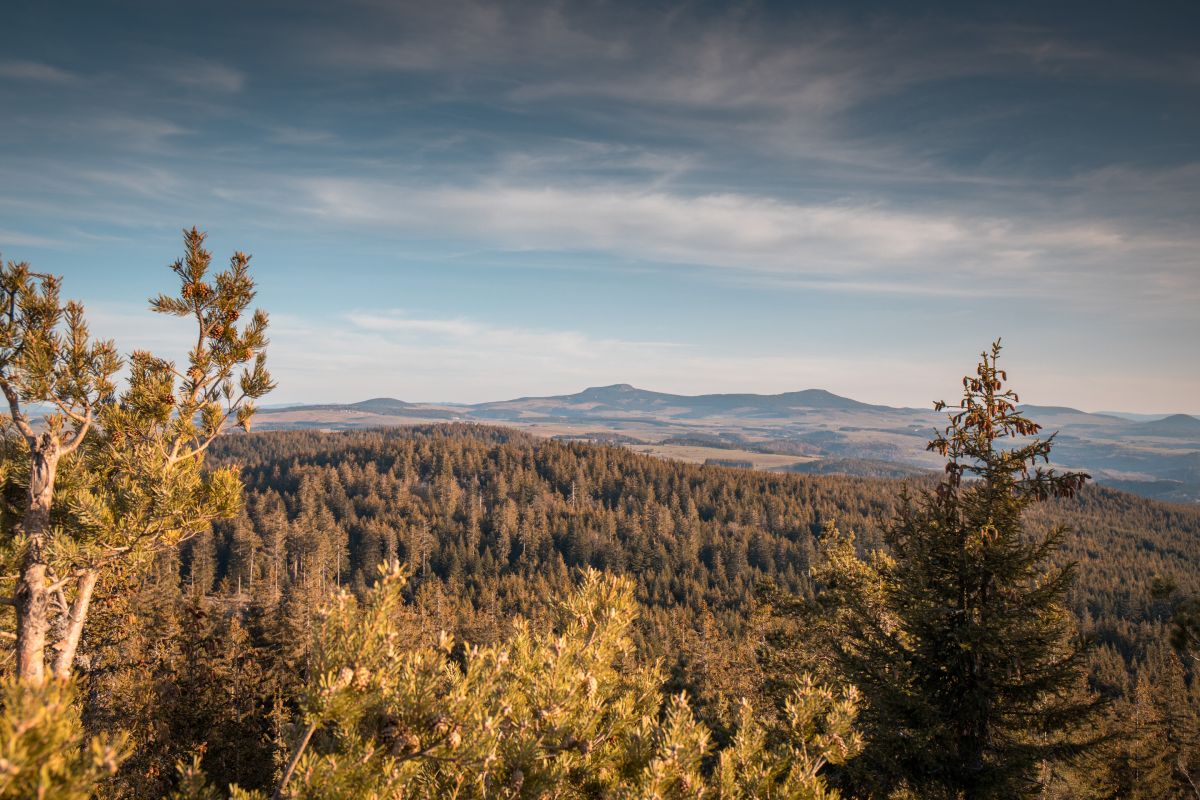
top-left (1017, 405), bottom-right (1127, 426)
top-left (1132, 413), bottom-right (1200, 437)
top-left (254, 386), bottom-right (1200, 504)
top-left (1095, 411), bottom-right (1178, 422)
top-left (349, 398), bottom-right (416, 414)
top-left (474, 384), bottom-right (887, 420)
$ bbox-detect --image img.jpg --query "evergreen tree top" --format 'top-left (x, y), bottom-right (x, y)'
top-left (930, 339), bottom-right (1089, 501)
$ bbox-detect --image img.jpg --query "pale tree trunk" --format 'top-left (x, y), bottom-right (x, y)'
top-left (52, 569), bottom-right (97, 680)
top-left (16, 440), bottom-right (58, 684)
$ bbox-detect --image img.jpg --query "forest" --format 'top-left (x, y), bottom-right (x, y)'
top-left (163, 424), bottom-right (1198, 797)
top-left (1, 237), bottom-right (1198, 799)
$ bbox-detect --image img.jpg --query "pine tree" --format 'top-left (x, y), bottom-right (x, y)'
top-left (0, 677), bottom-right (126, 799)
top-left (0, 227), bottom-right (273, 683)
top-left (804, 341), bottom-right (1098, 799)
top-left (0, 228), bottom-right (272, 799)
top-left (174, 565), bottom-right (862, 800)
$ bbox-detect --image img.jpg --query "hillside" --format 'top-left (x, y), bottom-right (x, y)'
top-left (203, 425), bottom-right (1200, 645)
top-left (1134, 413), bottom-right (1200, 437)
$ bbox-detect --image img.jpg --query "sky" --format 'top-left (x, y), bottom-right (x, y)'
top-left (1, 0), bottom-right (1197, 412)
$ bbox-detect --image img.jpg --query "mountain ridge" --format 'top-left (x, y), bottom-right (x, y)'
top-left (255, 386), bottom-right (1200, 503)
top-left (1133, 413), bottom-right (1200, 437)
top-left (265, 389), bottom-right (1194, 421)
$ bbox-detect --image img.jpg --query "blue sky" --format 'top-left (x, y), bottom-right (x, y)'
top-left (1, 0), bottom-right (1197, 411)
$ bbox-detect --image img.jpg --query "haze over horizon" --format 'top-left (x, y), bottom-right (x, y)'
top-left (2, 1), bottom-right (1198, 413)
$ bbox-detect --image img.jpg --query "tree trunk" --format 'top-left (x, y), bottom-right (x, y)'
top-left (52, 569), bottom-right (97, 680)
top-left (16, 441), bottom-right (58, 684)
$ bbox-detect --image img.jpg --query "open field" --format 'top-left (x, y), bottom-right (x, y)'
top-left (626, 443), bottom-right (817, 470)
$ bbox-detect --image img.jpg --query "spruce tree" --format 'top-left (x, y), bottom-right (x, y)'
top-left (806, 341), bottom-right (1097, 799)
top-left (1152, 575), bottom-right (1200, 665)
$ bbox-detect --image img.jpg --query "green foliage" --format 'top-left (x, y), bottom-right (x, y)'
top-left (169, 758), bottom-right (263, 800)
top-left (800, 342), bottom-right (1100, 799)
top-left (0, 264), bottom-right (120, 438)
top-left (0, 677), bottom-right (126, 800)
top-left (713, 677), bottom-right (861, 800)
top-left (171, 565), bottom-right (858, 800)
top-left (68, 227), bottom-right (275, 571)
top-left (1169, 599), bottom-right (1200, 658)
top-left (289, 564), bottom-right (657, 797)
top-left (1151, 575), bottom-right (1200, 663)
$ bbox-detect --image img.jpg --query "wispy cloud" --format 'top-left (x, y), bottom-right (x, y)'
top-left (990, 29), bottom-right (1200, 85)
top-left (79, 166), bottom-right (183, 198)
top-left (0, 229), bottom-right (66, 249)
top-left (267, 126), bottom-right (338, 146)
top-left (288, 177), bottom-right (1193, 308)
top-left (164, 60), bottom-right (245, 93)
top-left (317, 0), bottom-right (626, 73)
top-left (0, 60), bottom-right (77, 83)
top-left (88, 115), bottom-right (188, 148)
top-left (352, 312), bottom-right (481, 338)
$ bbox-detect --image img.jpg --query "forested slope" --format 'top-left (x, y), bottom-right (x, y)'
top-left (202, 425), bottom-right (1200, 647)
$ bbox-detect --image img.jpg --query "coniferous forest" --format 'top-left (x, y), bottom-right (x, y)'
top-left (1, 238), bottom-right (1199, 799)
